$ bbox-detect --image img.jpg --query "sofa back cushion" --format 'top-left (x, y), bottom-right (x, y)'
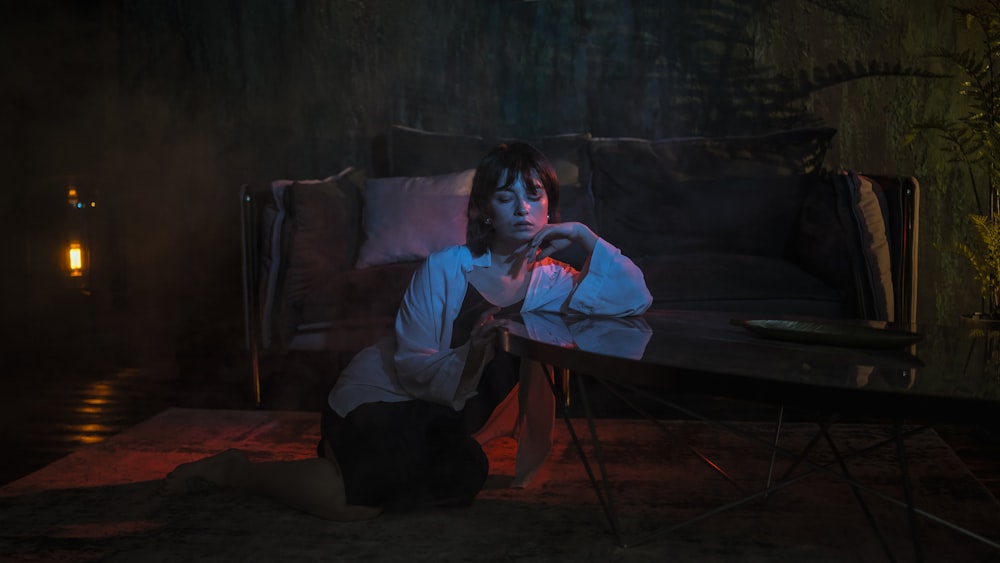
top-left (386, 126), bottom-right (491, 177)
top-left (634, 252), bottom-right (844, 318)
top-left (385, 125), bottom-right (595, 227)
top-left (587, 127), bottom-right (836, 259)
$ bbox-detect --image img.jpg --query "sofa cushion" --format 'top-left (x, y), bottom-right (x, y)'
top-left (271, 170), bottom-right (364, 346)
top-left (286, 261), bottom-right (418, 352)
top-left (860, 174), bottom-right (920, 324)
top-left (634, 253), bottom-right (844, 318)
top-left (252, 171), bottom-right (361, 348)
top-left (794, 171), bottom-right (897, 321)
top-left (850, 173), bottom-right (894, 322)
top-left (284, 172), bottom-right (364, 287)
top-left (355, 169), bottom-right (475, 269)
top-left (587, 127), bottom-right (836, 259)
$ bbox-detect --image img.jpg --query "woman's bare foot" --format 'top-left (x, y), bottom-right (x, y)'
top-left (163, 449), bottom-right (249, 494)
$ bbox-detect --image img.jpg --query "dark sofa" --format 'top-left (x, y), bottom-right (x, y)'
top-left (240, 125), bottom-right (919, 409)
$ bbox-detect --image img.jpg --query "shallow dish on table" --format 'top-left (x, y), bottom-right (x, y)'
top-left (734, 319), bottom-right (923, 349)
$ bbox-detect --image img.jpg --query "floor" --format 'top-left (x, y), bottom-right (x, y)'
top-left (2, 340), bottom-right (1000, 504)
top-left (11, 409), bottom-right (998, 562)
top-left (0, 349), bottom-right (250, 487)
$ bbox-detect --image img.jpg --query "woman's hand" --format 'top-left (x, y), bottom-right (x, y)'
top-left (460, 306), bottom-right (510, 389)
top-left (469, 305), bottom-right (509, 347)
top-left (526, 222), bottom-right (598, 263)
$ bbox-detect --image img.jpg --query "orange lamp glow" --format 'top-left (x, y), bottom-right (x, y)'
top-left (68, 241), bottom-right (84, 276)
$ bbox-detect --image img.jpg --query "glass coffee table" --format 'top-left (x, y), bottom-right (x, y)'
top-left (496, 309), bottom-right (1000, 557)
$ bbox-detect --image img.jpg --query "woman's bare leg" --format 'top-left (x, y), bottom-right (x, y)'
top-left (164, 442), bottom-right (381, 522)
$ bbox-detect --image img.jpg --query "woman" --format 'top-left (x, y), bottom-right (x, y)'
top-left (165, 142), bottom-right (652, 520)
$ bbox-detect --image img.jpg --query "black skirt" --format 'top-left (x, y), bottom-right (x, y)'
top-left (319, 283), bottom-right (521, 511)
top-left (319, 400), bottom-right (488, 511)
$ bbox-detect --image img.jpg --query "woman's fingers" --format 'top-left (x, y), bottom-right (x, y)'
top-left (535, 238), bottom-right (571, 261)
top-left (476, 318), bottom-right (510, 343)
top-left (527, 231), bottom-right (551, 263)
top-left (528, 223), bottom-right (579, 262)
top-left (478, 306), bottom-right (502, 325)
top-left (471, 306), bottom-right (502, 340)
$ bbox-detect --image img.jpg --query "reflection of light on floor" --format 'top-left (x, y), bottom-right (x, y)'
top-left (67, 423), bottom-right (115, 434)
top-left (82, 397), bottom-right (112, 405)
top-left (67, 423), bottom-right (116, 443)
top-left (4, 365), bottom-right (189, 487)
top-left (76, 435), bottom-right (105, 445)
top-left (69, 380), bottom-right (123, 445)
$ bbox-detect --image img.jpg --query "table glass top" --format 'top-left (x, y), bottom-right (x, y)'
top-left (501, 309), bottom-right (1000, 418)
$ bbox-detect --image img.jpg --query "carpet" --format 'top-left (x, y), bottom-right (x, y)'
top-left (1, 408), bottom-right (998, 562)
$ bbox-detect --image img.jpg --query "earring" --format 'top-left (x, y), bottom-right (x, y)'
top-left (484, 217), bottom-right (492, 225)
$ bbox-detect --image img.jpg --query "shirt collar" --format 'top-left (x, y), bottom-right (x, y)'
top-left (463, 245), bottom-right (492, 272)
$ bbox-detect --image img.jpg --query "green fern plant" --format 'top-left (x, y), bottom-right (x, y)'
top-left (957, 214), bottom-right (1000, 316)
top-left (906, 2), bottom-right (1000, 215)
top-left (907, 1), bottom-right (1000, 315)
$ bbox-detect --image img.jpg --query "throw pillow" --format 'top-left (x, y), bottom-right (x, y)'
top-left (354, 169), bottom-right (476, 269)
top-left (280, 169), bottom-right (365, 334)
top-left (795, 171), bottom-right (897, 322)
top-left (847, 172), bottom-right (895, 322)
top-left (252, 170), bottom-right (359, 348)
top-left (860, 174), bottom-right (920, 325)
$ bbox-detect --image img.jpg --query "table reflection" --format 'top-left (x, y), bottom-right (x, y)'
top-left (912, 325), bottom-right (1000, 402)
top-left (516, 312), bottom-right (653, 360)
top-left (503, 310), bottom-right (1000, 412)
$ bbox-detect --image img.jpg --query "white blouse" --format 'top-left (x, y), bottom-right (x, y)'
top-left (329, 238), bottom-right (652, 417)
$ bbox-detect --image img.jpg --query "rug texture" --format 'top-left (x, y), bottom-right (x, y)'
top-left (1, 407), bottom-right (998, 562)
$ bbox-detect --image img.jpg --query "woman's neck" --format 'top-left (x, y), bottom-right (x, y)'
top-left (487, 242), bottom-right (529, 278)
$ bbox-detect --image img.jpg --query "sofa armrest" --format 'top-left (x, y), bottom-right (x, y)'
top-left (240, 181), bottom-right (293, 354)
top-left (240, 182), bottom-right (275, 406)
top-left (863, 175), bottom-right (919, 327)
top-left (794, 172), bottom-right (919, 325)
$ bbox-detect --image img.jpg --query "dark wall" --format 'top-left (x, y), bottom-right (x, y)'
top-left (0, 0), bottom-right (975, 367)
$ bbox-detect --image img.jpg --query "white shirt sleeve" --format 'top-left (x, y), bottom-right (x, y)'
top-left (392, 250), bottom-right (479, 409)
top-left (528, 238), bottom-right (652, 316)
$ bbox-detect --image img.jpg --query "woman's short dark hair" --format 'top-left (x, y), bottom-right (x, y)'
top-left (466, 142), bottom-right (560, 255)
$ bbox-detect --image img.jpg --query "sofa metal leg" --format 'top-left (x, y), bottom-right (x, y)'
top-left (251, 347), bottom-right (262, 408)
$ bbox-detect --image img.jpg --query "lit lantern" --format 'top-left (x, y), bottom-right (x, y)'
top-left (68, 241), bottom-right (84, 276)
top-left (64, 184), bottom-right (95, 289)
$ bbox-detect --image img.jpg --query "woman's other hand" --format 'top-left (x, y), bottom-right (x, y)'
top-left (469, 305), bottom-right (509, 347)
top-left (460, 306), bottom-right (510, 389)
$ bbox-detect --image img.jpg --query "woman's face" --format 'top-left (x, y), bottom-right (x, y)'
top-left (488, 171), bottom-right (549, 248)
